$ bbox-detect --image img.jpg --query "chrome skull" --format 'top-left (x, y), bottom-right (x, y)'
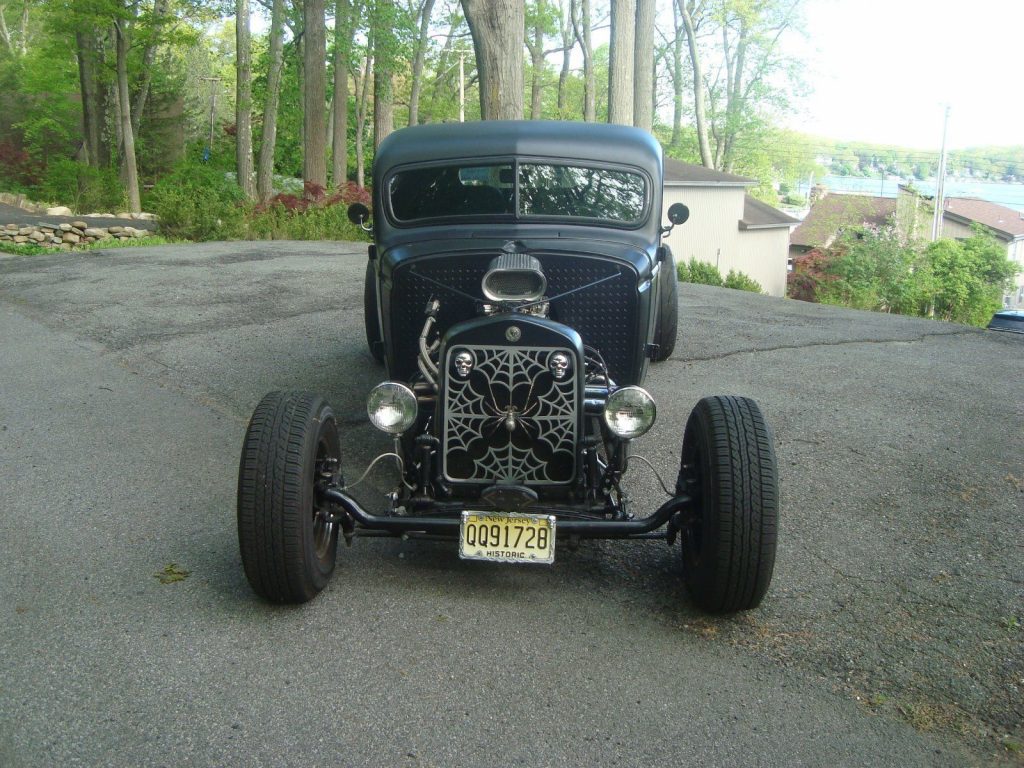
top-left (549, 352), bottom-right (571, 380)
top-left (453, 351), bottom-right (474, 378)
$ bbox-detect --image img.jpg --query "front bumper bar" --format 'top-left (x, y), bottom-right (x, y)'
top-left (318, 485), bottom-right (692, 539)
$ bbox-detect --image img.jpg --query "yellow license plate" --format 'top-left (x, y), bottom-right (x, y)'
top-left (459, 511), bottom-right (556, 564)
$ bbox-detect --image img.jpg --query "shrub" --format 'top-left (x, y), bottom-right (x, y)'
top-left (246, 202), bottom-right (365, 241)
top-left (679, 257), bottom-right (724, 286)
top-left (148, 162), bottom-right (246, 240)
top-left (33, 159), bottom-right (125, 213)
top-left (0, 140), bottom-right (39, 189)
top-left (724, 269), bottom-right (763, 293)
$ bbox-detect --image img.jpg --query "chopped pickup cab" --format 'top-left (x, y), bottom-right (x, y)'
top-left (236, 121), bottom-right (778, 613)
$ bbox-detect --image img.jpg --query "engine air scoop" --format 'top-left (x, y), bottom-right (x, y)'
top-left (482, 253), bottom-right (547, 303)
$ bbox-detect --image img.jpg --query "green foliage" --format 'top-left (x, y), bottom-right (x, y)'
top-left (802, 227), bottom-right (1018, 327)
top-left (34, 160), bottom-right (125, 212)
top-left (724, 270), bottom-right (764, 293)
top-left (677, 258), bottom-right (722, 286)
top-left (925, 227), bottom-right (1019, 326)
top-left (147, 161), bottom-right (246, 240)
top-left (246, 202), bottom-right (367, 241)
top-left (677, 258), bottom-right (763, 292)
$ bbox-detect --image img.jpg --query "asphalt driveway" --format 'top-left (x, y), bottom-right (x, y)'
top-left (0, 242), bottom-right (1021, 766)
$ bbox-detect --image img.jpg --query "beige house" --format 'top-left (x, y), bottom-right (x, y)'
top-left (661, 158), bottom-right (798, 297)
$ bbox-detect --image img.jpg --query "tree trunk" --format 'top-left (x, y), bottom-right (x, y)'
top-left (131, 0), bottom-right (169, 138)
top-left (75, 30), bottom-right (104, 168)
top-left (607, 0), bottom-right (634, 125)
top-left (236, 0), bottom-right (255, 198)
top-left (678, 0), bottom-right (712, 168)
top-left (632, 0), bottom-right (653, 131)
top-left (114, 22), bottom-right (140, 212)
top-left (354, 54), bottom-right (371, 187)
top-left (557, 0), bottom-right (573, 114)
top-left (331, 0), bottom-right (350, 185)
top-left (407, 0), bottom-right (435, 127)
top-left (570, 0), bottom-right (595, 121)
top-left (669, 1), bottom-right (683, 148)
top-left (303, 0), bottom-right (328, 189)
top-left (526, 17), bottom-right (544, 120)
top-left (257, 0), bottom-right (286, 202)
top-left (372, 0), bottom-right (394, 149)
top-left (461, 0), bottom-right (525, 120)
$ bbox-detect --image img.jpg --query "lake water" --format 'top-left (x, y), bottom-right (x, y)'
top-left (796, 175), bottom-right (1024, 212)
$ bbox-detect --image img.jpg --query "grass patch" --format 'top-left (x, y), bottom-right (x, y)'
top-left (154, 563), bottom-right (190, 584)
top-left (0, 241), bottom-right (48, 256)
top-left (0, 236), bottom-right (177, 257)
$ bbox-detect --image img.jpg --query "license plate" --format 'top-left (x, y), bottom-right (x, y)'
top-left (459, 511), bottom-right (556, 564)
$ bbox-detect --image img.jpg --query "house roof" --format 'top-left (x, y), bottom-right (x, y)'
top-left (740, 195), bottom-right (800, 230)
top-left (790, 193), bottom-right (897, 248)
top-left (663, 157), bottom-right (756, 187)
top-left (943, 197), bottom-right (1024, 241)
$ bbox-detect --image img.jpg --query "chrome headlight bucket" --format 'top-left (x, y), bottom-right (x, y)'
top-left (603, 386), bottom-right (656, 439)
top-left (367, 382), bottom-right (418, 434)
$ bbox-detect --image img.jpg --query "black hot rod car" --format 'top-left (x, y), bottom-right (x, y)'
top-left (237, 121), bottom-right (778, 613)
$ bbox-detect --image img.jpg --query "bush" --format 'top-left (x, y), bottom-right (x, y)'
top-left (678, 257), bottom-right (724, 286)
top-left (33, 159), bottom-right (125, 213)
top-left (246, 202), bottom-right (365, 241)
top-left (148, 162), bottom-right (246, 240)
top-left (724, 269), bottom-right (764, 293)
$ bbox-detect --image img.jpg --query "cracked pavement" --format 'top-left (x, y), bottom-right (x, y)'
top-left (1, 242), bottom-right (1021, 766)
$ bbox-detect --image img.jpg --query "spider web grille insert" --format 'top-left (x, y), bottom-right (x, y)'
top-left (443, 345), bottom-right (578, 484)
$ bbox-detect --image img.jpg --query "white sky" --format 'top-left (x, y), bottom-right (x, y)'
top-left (787, 0), bottom-right (1024, 149)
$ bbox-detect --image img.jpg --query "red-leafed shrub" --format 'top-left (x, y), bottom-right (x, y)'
top-left (0, 140), bottom-right (40, 187)
top-left (787, 248), bottom-right (833, 302)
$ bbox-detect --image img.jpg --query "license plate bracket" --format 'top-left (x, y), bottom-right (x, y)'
top-left (459, 511), bottom-right (556, 564)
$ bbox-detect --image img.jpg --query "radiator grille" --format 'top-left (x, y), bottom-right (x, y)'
top-left (443, 345), bottom-right (578, 484)
top-left (388, 253), bottom-right (639, 383)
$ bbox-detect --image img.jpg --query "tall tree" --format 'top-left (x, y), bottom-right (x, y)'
top-left (555, 0), bottom-right (574, 114)
top-left (677, 0), bottom-right (712, 167)
top-left (607, 0), bottom-right (634, 125)
top-left (569, 0), bottom-right (595, 121)
top-left (257, 0), bottom-right (286, 202)
top-left (303, 0), bottom-right (327, 188)
top-left (461, 0), bottom-right (524, 120)
top-left (0, 0), bottom-right (31, 56)
top-left (130, 0), bottom-right (168, 137)
top-left (525, 1), bottom-right (562, 120)
top-left (372, 0), bottom-right (395, 148)
top-left (407, 0), bottom-right (435, 126)
top-left (235, 0), bottom-right (255, 198)
top-left (113, 15), bottom-right (140, 210)
top-left (331, 0), bottom-right (352, 185)
top-left (75, 28), bottom-right (107, 168)
top-left (632, 0), bottom-right (653, 131)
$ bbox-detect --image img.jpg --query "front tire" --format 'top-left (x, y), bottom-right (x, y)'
top-left (678, 396), bottom-right (778, 613)
top-left (237, 391), bottom-right (341, 603)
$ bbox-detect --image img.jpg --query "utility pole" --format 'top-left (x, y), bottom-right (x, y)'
top-left (201, 76), bottom-right (222, 161)
top-left (931, 105), bottom-right (951, 241)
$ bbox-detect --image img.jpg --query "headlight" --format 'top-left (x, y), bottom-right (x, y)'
top-left (603, 386), bottom-right (656, 439)
top-left (367, 382), bottom-right (418, 434)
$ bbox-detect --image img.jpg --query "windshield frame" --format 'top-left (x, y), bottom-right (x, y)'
top-left (384, 156), bottom-right (652, 230)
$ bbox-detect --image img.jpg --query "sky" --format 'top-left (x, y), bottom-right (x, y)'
top-left (788, 0), bottom-right (1024, 149)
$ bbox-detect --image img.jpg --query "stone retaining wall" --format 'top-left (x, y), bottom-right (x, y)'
top-left (0, 221), bottom-right (154, 248)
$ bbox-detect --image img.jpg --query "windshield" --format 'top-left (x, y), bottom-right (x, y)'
top-left (388, 162), bottom-right (647, 225)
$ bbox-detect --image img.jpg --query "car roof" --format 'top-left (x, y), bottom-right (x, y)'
top-left (373, 121), bottom-right (663, 182)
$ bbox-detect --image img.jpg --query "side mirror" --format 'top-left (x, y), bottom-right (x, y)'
top-left (661, 202), bottom-right (690, 237)
top-left (347, 202), bottom-right (372, 231)
top-left (668, 202), bottom-right (690, 225)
